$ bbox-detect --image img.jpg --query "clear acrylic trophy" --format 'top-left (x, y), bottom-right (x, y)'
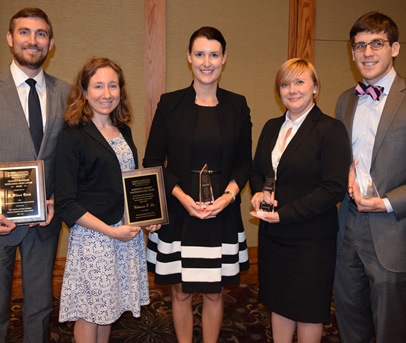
top-left (355, 156), bottom-right (379, 199)
top-left (260, 174), bottom-right (276, 212)
top-left (199, 164), bottom-right (214, 205)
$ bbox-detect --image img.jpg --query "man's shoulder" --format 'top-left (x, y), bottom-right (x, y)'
top-left (392, 73), bottom-right (406, 92)
top-left (0, 68), bottom-right (13, 85)
top-left (337, 86), bottom-right (355, 102)
top-left (44, 72), bottom-right (70, 92)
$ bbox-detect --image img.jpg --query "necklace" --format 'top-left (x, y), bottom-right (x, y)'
top-left (195, 96), bottom-right (218, 107)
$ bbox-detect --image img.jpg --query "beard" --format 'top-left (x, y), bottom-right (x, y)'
top-left (13, 44), bottom-right (48, 70)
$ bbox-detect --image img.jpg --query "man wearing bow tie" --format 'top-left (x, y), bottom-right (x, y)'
top-left (334, 12), bottom-right (406, 343)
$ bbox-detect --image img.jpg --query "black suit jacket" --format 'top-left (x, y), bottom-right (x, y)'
top-left (143, 84), bottom-right (252, 215)
top-left (250, 105), bottom-right (351, 238)
top-left (54, 122), bottom-right (138, 227)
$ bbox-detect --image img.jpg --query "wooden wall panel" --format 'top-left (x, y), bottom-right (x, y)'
top-left (288, 0), bottom-right (316, 62)
top-left (144, 0), bottom-right (166, 140)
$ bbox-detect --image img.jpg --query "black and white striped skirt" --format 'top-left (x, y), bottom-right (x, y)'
top-left (147, 206), bottom-right (249, 293)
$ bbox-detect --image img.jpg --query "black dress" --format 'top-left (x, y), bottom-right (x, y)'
top-left (147, 105), bottom-right (250, 293)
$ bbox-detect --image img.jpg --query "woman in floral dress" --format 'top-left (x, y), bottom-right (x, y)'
top-left (55, 58), bottom-right (159, 343)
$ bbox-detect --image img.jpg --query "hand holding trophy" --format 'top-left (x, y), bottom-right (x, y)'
top-left (259, 172), bottom-right (276, 213)
top-left (199, 163), bottom-right (214, 206)
top-left (198, 164), bottom-right (216, 218)
top-left (354, 156), bottom-right (379, 199)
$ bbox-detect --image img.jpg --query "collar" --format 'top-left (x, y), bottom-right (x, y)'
top-left (363, 67), bottom-right (396, 95)
top-left (285, 103), bottom-right (314, 127)
top-left (10, 60), bottom-right (46, 90)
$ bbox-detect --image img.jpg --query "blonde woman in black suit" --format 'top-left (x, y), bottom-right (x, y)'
top-left (250, 58), bottom-right (351, 343)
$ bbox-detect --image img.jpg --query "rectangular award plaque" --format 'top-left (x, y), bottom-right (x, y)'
top-left (122, 166), bottom-right (169, 226)
top-left (0, 160), bottom-right (47, 224)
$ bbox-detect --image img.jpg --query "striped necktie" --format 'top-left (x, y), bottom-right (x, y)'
top-left (355, 82), bottom-right (384, 101)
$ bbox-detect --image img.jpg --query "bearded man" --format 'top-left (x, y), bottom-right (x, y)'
top-left (0, 7), bottom-right (69, 343)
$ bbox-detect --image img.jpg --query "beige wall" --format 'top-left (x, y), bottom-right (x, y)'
top-left (0, 1), bottom-right (145, 256)
top-left (315, 1), bottom-right (406, 115)
top-left (1, 1), bottom-right (405, 256)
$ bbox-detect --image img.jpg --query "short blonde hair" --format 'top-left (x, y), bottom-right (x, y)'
top-left (275, 58), bottom-right (320, 100)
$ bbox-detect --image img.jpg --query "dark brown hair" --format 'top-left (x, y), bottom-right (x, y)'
top-left (350, 12), bottom-right (399, 45)
top-left (9, 7), bottom-right (53, 39)
top-left (188, 27), bottom-right (226, 54)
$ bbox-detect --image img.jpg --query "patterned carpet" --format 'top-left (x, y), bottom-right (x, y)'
top-left (9, 283), bottom-right (341, 342)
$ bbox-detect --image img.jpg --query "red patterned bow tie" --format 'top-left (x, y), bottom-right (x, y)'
top-left (355, 82), bottom-right (384, 101)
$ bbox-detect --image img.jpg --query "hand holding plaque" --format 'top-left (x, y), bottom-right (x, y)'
top-left (0, 161), bottom-right (47, 225)
top-left (122, 166), bottom-right (169, 226)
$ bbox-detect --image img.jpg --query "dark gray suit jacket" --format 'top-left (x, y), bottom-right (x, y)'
top-left (0, 67), bottom-right (70, 245)
top-left (336, 74), bottom-right (406, 272)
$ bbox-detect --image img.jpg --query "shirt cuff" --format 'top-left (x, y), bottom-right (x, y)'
top-left (382, 198), bottom-right (393, 213)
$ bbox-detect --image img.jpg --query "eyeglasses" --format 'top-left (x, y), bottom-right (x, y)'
top-left (352, 39), bottom-right (389, 52)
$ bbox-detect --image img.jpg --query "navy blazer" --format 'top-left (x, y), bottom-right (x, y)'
top-left (54, 122), bottom-right (138, 227)
top-left (250, 105), bottom-right (351, 238)
top-left (143, 84), bottom-right (252, 216)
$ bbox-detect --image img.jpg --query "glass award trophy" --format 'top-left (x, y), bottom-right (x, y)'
top-left (355, 156), bottom-right (379, 199)
top-left (199, 164), bottom-right (214, 205)
top-left (260, 174), bottom-right (276, 212)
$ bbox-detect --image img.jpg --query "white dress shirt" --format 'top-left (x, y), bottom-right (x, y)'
top-left (352, 67), bottom-right (396, 212)
top-left (272, 104), bottom-right (314, 172)
top-left (10, 60), bottom-right (47, 129)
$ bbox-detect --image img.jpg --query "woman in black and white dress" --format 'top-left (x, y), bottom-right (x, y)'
top-left (143, 27), bottom-right (252, 343)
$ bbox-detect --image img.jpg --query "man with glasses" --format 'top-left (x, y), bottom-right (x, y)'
top-left (334, 11), bottom-right (405, 343)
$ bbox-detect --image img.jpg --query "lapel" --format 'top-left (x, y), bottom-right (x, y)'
top-left (40, 73), bottom-right (57, 156)
top-left (265, 116), bottom-right (285, 174)
top-left (84, 121), bottom-right (118, 157)
top-left (173, 86), bottom-right (199, 179)
top-left (342, 93), bottom-right (358, 144)
top-left (278, 105), bottom-right (321, 171)
top-left (175, 85), bottom-right (228, 166)
top-left (371, 74), bottom-right (406, 165)
top-left (0, 69), bottom-right (36, 156)
top-left (216, 88), bottom-right (234, 173)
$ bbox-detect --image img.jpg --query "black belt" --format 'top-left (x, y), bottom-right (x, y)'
top-left (191, 169), bottom-right (221, 175)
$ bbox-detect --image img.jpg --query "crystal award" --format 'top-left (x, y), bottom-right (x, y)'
top-left (199, 163), bottom-right (214, 205)
top-left (355, 156), bottom-right (379, 199)
top-left (260, 174), bottom-right (276, 212)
